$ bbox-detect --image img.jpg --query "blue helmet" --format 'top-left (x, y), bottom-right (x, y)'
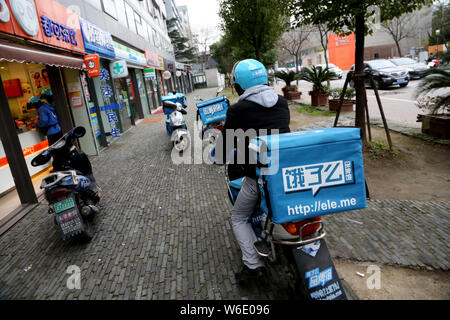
top-left (40, 88), bottom-right (54, 104)
top-left (232, 59), bottom-right (268, 91)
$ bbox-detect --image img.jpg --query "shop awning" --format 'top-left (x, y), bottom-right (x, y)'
top-left (0, 40), bottom-right (85, 69)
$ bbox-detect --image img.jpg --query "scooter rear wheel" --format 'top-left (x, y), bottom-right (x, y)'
top-left (77, 219), bottom-right (93, 243)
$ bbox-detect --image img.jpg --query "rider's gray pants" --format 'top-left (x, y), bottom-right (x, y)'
top-left (231, 176), bottom-right (265, 270)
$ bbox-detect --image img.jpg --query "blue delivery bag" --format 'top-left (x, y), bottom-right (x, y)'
top-left (250, 127), bottom-right (367, 224)
top-left (196, 95), bottom-right (228, 125)
top-left (162, 94), bottom-right (187, 115)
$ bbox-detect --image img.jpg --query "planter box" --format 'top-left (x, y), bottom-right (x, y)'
top-left (329, 99), bottom-right (354, 112)
top-left (309, 91), bottom-right (328, 106)
top-left (286, 91), bottom-right (302, 100)
top-left (282, 86), bottom-right (297, 98)
top-left (420, 114), bottom-right (450, 139)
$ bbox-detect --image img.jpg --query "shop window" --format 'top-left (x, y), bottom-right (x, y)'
top-left (125, 2), bottom-right (136, 33)
top-left (0, 61), bottom-right (52, 201)
top-left (103, 0), bottom-right (118, 20)
top-left (115, 0), bottom-right (128, 28)
top-left (86, 0), bottom-right (102, 11)
top-left (134, 12), bottom-right (145, 37)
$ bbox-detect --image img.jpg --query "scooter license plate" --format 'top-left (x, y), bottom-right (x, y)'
top-left (54, 199), bottom-right (83, 238)
top-left (53, 197), bottom-right (75, 214)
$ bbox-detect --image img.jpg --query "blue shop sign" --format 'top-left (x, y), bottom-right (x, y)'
top-left (79, 17), bottom-right (115, 59)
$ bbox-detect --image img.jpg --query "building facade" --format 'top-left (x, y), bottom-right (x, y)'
top-left (0, 0), bottom-right (195, 229)
top-left (277, 6), bottom-right (433, 71)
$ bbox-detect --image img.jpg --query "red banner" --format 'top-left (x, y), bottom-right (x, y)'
top-left (0, 140), bottom-right (49, 169)
top-left (0, 0), bottom-right (84, 54)
top-left (328, 33), bottom-right (355, 71)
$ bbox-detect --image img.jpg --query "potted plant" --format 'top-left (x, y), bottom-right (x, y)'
top-left (300, 66), bottom-right (336, 106)
top-left (328, 87), bottom-right (356, 112)
top-left (274, 70), bottom-right (301, 99)
top-left (415, 68), bottom-right (450, 139)
top-left (415, 95), bottom-right (450, 139)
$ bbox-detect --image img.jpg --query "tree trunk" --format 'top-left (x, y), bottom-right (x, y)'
top-left (255, 46), bottom-right (261, 62)
top-left (395, 40), bottom-right (402, 57)
top-left (354, 12), bottom-right (368, 146)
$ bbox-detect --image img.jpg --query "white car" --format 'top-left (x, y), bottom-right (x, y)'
top-left (315, 63), bottom-right (343, 79)
top-left (389, 57), bottom-right (428, 79)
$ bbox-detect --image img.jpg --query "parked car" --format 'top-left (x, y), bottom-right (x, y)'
top-left (349, 59), bottom-right (409, 89)
top-left (315, 63), bottom-right (343, 79)
top-left (276, 67), bottom-right (290, 73)
top-left (389, 57), bottom-right (428, 79)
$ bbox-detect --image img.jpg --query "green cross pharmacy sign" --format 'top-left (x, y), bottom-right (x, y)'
top-left (110, 60), bottom-right (128, 79)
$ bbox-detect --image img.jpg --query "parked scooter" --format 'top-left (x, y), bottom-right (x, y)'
top-left (162, 94), bottom-right (189, 152)
top-left (31, 126), bottom-right (101, 242)
top-left (221, 128), bottom-right (366, 300)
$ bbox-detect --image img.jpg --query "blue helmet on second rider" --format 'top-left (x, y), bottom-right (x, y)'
top-left (232, 59), bottom-right (268, 94)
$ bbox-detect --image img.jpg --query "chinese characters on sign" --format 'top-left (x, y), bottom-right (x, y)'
top-left (40, 15), bottom-right (77, 45)
top-left (100, 69), bottom-right (110, 81)
top-left (101, 85), bottom-right (113, 97)
top-left (283, 160), bottom-right (354, 196)
top-left (107, 112), bottom-right (120, 138)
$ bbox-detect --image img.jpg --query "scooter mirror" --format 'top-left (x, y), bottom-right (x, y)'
top-left (217, 87), bottom-right (224, 93)
top-left (31, 150), bottom-right (51, 167)
top-left (73, 126), bottom-right (86, 138)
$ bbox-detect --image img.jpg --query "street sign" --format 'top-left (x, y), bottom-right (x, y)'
top-left (144, 67), bottom-right (156, 80)
top-left (163, 70), bottom-right (171, 80)
top-left (110, 60), bottom-right (128, 79)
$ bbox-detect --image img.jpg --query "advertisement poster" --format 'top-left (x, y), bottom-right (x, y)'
top-left (69, 91), bottom-right (82, 108)
top-left (28, 67), bottom-right (50, 95)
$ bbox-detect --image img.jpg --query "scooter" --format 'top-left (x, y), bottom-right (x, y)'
top-left (222, 128), bottom-right (366, 300)
top-left (194, 87), bottom-right (229, 143)
top-left (162, 95), bottom-right (189, 152)
top-left (31, 126), bottom-right (101, 242)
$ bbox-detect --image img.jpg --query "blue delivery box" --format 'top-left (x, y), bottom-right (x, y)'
top-left (250, 127), bottom-right (367, 224)
top-left (196, 95), bottom-right (228, 125)
top-left (162, 94), bottom-right (187, 115)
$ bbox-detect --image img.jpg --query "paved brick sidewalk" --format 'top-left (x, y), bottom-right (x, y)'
top-left (0, 88), bottom-right (448, 300)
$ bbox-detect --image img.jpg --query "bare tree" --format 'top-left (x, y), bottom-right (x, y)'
top-left (278, 25), bottom-right (315, 73)
top-left (316, 23), bottom-right (332, 86)
top-left (196, 27), bottom-right (216, 71)
top-left (381, 12), bottom-right (418, 56)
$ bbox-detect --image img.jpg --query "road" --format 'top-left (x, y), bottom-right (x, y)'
top-left (0, 87), bottom-right (447, 302)
top-left (273, 71), bottom-right (422, 127)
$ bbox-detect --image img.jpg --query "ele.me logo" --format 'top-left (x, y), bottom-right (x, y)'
top-left (283, 160), bottom-right (354, 196)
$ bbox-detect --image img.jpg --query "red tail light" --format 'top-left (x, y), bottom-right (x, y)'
top-left (282, 217), bottom-right (321, 237)
top-left (47, 188), bottom-right (72, 201)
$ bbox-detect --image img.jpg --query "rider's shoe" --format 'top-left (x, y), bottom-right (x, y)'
top-left (235, 265), bottom-right (265, 283)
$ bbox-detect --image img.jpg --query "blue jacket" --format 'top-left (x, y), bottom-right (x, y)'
top-left (36, 102), bottom-right (61, 135)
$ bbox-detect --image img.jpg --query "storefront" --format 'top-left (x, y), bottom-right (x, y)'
top-left (79, 16), bottom-right (119, 147)
top-left (0, 0), bottom-right (86, 226)
top-left (144, 50), bottom-right (163, 109)
top-left (158, 55), bottom-right (168, 96)
top-left (175, 62), bottom-right (188, 94)
top-left (112, 41), bottom-right (149, 127)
